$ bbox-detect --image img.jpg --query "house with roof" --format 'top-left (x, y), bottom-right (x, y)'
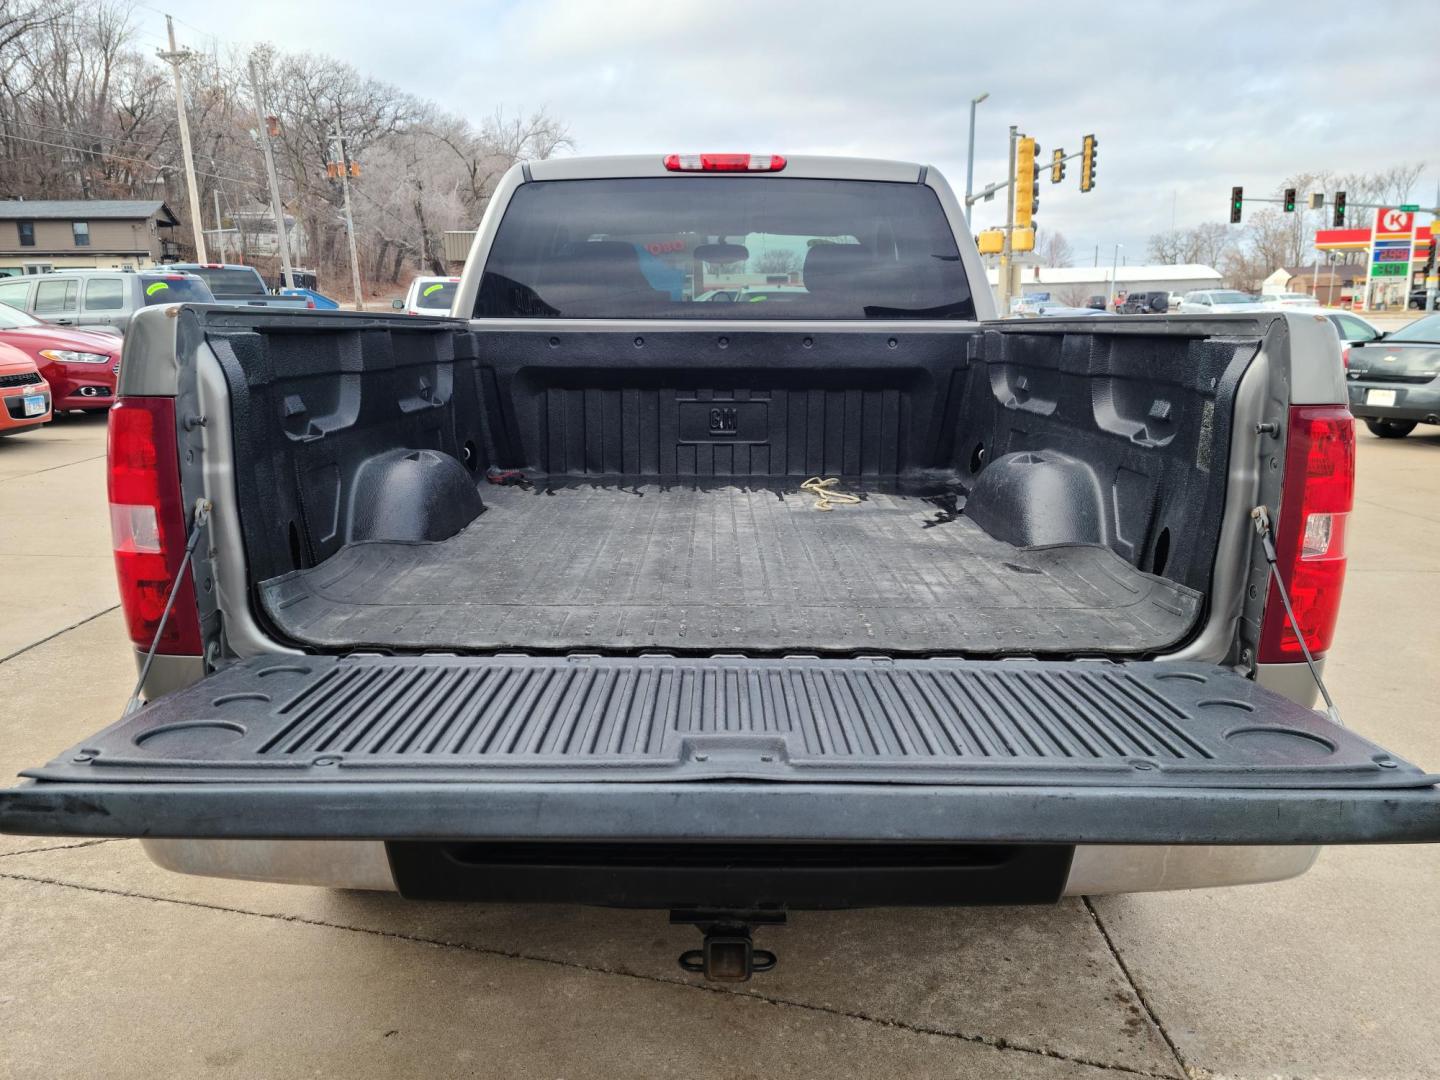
top-left (0, 199), bottom-right (181, 276)
top-left (1262, 264), bottom-right (1371, 308)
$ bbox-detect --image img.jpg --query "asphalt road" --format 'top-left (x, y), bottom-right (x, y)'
top-left (1, 411), bottom-right (1437, 1079)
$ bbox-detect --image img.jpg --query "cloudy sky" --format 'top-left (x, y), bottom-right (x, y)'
top-left (135, 0), bottom-right (1435, 263)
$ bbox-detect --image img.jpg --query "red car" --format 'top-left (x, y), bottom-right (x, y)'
top-left (0, 302), bottom-right (120, 413)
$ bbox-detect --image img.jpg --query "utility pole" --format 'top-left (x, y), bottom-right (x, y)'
top-left (332, 115), bottom-right (365, 310)
top-left (998, 125), bottom-right (1017, 313)
top-left (964, 91), bottom-right (989, 225)
top-left (247, 55), bottom-right (295, 289)
top-left (1109, 243), bottom-right (1123, 311)
top-left (156, 16), bottom-right (207, 263)
top-left (213, 188), bottom-right (224, 262)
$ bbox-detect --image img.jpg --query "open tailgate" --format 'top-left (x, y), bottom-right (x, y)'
top-left (3, 654), bottom-right (1438, 845)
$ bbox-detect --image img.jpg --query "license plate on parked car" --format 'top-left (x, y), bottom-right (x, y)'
top-left (22, 394), bottom-right (46, 417)
top-left (1367, 389), bottom-right (1397, 407)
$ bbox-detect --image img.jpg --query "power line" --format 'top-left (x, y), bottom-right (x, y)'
top-left (4, 119), bottom-right (265, 183)
top-left (0, 131), bottom-right (265, 189)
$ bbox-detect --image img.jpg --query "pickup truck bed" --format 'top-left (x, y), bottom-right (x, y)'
top-left (217, 317), bottom-right (1236, 659)
top-left (261, 481), bottom-right (1198, 654)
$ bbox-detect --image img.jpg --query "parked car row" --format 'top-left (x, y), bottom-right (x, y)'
top-left (0, 302), bottom-right (120, 423)
top-left (0, 268), bottom-right (215, 336)
top-left (1015, 289), bottom-right (1331, 319)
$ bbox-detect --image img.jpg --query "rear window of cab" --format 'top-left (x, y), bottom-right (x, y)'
top-left (140, 276), bottom-right (215, 305)
top-left (476, 177), bottom-right (975, 320)
top-left (414, 281), bottom-right (458, 309)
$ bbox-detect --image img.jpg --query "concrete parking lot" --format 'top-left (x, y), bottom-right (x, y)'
top-left (1, 410), bottom-right (1437, 1079)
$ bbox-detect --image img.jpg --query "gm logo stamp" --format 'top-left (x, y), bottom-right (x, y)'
top-left (709, 407), bottom-right (739, 435)
top-left (678, 400), bottom-right (768, 443)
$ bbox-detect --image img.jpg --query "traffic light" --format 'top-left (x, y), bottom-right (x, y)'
top-left (1333, 191), bottom-right (1346, 227)
top-left (1012, 227), bottom-right (1035, 253)
top-left (1283, 187), bottom-right (1297, 213)
top-left (1079, 134), bottom-right (1098, 193)
top-left (1230, 186), bottom-right (1244, 224)
top-left (1050, 147), bottom-right (1066, 184)
top-left (1015, 136), bottom-right (1039, 229)
top-left (976, 229), bottom-right (1004, 255)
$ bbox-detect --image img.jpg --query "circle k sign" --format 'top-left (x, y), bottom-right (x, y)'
top-left (1378, 209), bottom-right (1414, 235)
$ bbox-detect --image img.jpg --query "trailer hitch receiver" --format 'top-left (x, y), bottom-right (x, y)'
top-left (672, 910), bottom-right (784, 982)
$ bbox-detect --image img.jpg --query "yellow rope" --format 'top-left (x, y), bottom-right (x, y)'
top-left (800, 476), bottom-right (861, 512)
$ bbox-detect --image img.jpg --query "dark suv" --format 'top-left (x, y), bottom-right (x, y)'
top-left (1119, 291), bottom-right (1170, 314)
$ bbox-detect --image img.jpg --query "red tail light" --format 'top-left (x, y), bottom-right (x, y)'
top-left (1341, 345), bottom-right (1350, 369)
top-left (663, 153), bottom-right (787, 172)
top-left (108, 398), bottom-right (202, 655)
top-left (1257, 405), bottom-right (1355, 663)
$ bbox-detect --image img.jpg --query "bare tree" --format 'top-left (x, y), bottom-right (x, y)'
top-left (755, 249), bottom-right (798, 275)
top-left (0, 1), bottom-right (572, 290)
top-left (1148, 222), bottom-right (1233, 267)
top-left (1187, 222), bottom-right (1232, 267)
top-left (1033, 228), bottom-right (1073, 268)
top-left (1147, 229), bottom-right (1184, 264)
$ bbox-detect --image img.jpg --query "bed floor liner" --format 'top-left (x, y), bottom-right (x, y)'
top-left (259, 483), bottom-right (1201, 655)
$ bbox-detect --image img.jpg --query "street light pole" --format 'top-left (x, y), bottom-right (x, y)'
top-left (964, 92), bottom-right (989, 225)
top-left (1109, 244), bottom-right (1123, 311)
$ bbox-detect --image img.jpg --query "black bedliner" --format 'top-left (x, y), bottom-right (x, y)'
top-left (259, 483), bottom-right (1200, 655)
top-left (5, 654), bottom-right (1437, 844)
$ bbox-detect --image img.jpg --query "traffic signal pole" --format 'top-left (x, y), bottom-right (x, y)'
top-left (999, 125), bottom-right (1017, 313)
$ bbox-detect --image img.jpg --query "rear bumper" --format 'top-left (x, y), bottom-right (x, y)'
top-left (0, 385), bottom-right (51, 430)
top-left (138, 837), bottom-right (1322, 897)
top-left (1348, 380), bottom-right (1440, 422)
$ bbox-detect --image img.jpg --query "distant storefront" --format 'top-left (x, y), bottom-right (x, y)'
top-left (1316, 224), bottom-right (1432, 311)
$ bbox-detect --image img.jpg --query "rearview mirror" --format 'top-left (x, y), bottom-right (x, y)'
top-left (391, 299), bottom-right (404, 310)
top-left (693, 242), bottom-right (749, 266)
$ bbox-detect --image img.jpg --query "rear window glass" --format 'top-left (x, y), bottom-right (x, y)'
top-left (414, 281), bottom-right (457, 309)
top-left (476, 177), bottom-right (975, 320)
top-left (183, 267), bottom-right (265, 295)
top-left (140, 276), bottom-right (215, 305)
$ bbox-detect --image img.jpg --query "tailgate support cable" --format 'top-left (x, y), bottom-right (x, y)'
top-left (124, 498), bottom-right (212, 716)
top-left (1250, 505), bottom-right (1341, 725)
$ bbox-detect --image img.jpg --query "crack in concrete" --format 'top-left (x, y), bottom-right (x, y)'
top-left (1083, 898), bottom-right (1189, 1078)
top-left (0, 451), bottom-right (106, 486)
top-left (0, 839), bottom-right (120, 859)
top-left (0, 604), bottom-right (120, 664)
top-left (0, 868), bottom-right (1178, 1079)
